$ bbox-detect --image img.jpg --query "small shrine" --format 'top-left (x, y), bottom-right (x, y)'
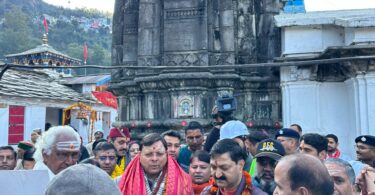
top-left (4, 34), bottom-right (81, 75)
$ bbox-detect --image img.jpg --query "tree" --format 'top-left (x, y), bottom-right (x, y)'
top-left (0, 6), bottom-right (35, 58)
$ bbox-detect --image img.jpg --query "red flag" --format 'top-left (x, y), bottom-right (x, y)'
top-left (92, 91), bottom-right (118, 109)
top-left (43, 18), bottom-right (48, 34)
top-left (83, 42), bottom-right (88, 64)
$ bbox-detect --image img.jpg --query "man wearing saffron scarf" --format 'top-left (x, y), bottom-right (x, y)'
top-left (202, 139), bottom-right (266, 195)
top-left (189, 150), bottom-right (213, 195)
top-left (326, 134), bottom-right (351, 161)
top-left (108, 127), bottom-right (131, 178)
top-left (119, 133), bottom-right (192, 195)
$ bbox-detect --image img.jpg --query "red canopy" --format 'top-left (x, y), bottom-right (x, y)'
top-left (92, 91), bottom-right (118, 109)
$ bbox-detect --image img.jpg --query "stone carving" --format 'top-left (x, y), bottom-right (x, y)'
top-left (138, 56), bottom-right (161, 66)
top-left (165, 8), bottom-right (205, 20)
top-left (209, 53), bottom-right (235, 65)
top-left (163, 53), bottom-right (208, 66)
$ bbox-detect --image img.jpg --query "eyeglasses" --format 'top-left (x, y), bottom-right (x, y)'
top-left (98, 156), bottom-right (117, 161)
top-left (56, 151), bottom-right (80, 162)
top-left (130, 148), bottom-right (139, 153)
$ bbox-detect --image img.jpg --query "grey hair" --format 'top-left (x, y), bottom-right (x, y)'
top-left (324, 158), bottom-right (356, 184)
top-left (34, 126), bottom-right (80, 162)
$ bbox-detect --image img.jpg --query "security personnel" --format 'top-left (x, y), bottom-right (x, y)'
top-left (275, 128), bottom-right (300, 155)
top-left (355, 135), bottom-right (375, 167)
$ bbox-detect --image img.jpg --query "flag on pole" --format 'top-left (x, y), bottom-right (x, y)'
top-left (83, 42), bottom-right (88, 64)
top-left (43, 18), bottom-right (48, 34)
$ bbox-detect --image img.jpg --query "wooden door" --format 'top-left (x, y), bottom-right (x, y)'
top-left (8, 105), bottom-right (25, 144)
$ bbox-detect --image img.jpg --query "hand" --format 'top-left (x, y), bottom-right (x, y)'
top-left (356, 166), bottom-right (375, 195)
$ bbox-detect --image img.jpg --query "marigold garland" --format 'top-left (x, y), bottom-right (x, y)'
top-left (210, 171), bottom-right (252, 195)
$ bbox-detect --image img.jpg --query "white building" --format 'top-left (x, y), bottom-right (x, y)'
top-left (0, 69), bottom-right (117, 146)
top-left (275, 9), bottom-right (375, 157)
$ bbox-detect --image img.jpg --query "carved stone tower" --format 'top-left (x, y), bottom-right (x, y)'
top-left (110, 0), bottom-right (282, 133)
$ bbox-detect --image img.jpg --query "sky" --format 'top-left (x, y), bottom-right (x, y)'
top-left (43, 0), bottom-right (375, 13)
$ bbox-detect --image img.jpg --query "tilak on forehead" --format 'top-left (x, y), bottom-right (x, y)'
top-left (56, 141), bottom-right (80, 151)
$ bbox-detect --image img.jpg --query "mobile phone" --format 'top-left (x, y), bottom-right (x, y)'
top-left (365, 170), bottom-right (375, 192)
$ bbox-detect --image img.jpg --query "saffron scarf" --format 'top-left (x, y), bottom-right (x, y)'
top-left (118, 155), bottom-right (192, 195)
top-left (327, 149), bottom-right (341, 159)
top-left (193, 178), bottom-right (214, 195)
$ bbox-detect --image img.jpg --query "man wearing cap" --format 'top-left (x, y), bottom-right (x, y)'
top-left (244, 131), bottom-right (269, 176)
top-left (108, 127), bottom-right (131, 178)
top-left (253, 138), bottom-right (285, 195)
top-left (275, 128), bottom-right (300, 155)
top-left (86, 130), bottom-right (104, 156)
top-left (14, 141), bottom-right (34, 170)
top-left (33, 126), bottom-right (81, 180)
top-left (355, 135), bottom-right (375, 166)
top-left (219, 120), bottom-right (252, 172)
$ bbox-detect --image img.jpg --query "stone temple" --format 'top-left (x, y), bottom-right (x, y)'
top-left (110, 0), bottom-right (282, 132)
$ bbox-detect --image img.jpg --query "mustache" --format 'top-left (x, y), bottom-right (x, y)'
top-left (214, 175), bottom-right (227, 181)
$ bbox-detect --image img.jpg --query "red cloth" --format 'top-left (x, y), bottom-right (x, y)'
top-left (83, 42), bottom-right (88, 64)
top-left (327, 148), bottom-right (341, 159)
top-left (193, 178), bottom-right (214, 195)
top-left (109, 127), bottom-right (130, 139)
top-left (43, 18), bottom-right (48, 34)
top-left (119, 155), bottom-right (192, 195)
top-left (92, 91), bottom-right (118, 109)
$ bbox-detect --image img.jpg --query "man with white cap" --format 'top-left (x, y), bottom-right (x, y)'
top-left (219, 120), bottom-right (251, 171)
top-left (33, 126), bottom-right (81, 181)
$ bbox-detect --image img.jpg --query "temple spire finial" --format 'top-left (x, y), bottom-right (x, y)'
top-left (42, 33), bottom-right (48, 45)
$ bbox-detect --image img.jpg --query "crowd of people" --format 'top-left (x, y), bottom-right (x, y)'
top-left (1, 114), bottom-right (375, 195)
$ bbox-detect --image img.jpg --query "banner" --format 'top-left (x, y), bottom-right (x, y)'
top-left (92, 91), bottom-right (118, 109)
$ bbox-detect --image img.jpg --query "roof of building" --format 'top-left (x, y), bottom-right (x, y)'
top-left (5, 44), bottom-right (81, 62)
top-left (275, 9), bottom-right (375, 27)
top-left (0, 68), bottom-right (95, 103)
top-left (59, 74), bottom-right (111, 85)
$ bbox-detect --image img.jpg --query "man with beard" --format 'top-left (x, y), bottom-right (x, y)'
top-left (94, 142), bottom-right (117, 179)
top-left (108, 127), bottom-right (131, 178)
top-left (253, 139), bottom-right (285, 195)
top-left (355, 135), bottom-right (375, 167)
top-left (201, 139), bottom-right (266, 195)
top-left (118, 133), bottom-right (192, 194)
top-left (178, 121), bottom-right (204, 172)
top-left (326, 134), bottom-right (351, 161)
top-left (0, 146), bottom-right (17, 170)
top-left (275, 128), bottom-right (300, 155)
top-left (324, 158), bottom-right (358, 195)
top-left (189, 150), bottom-right (213, 195)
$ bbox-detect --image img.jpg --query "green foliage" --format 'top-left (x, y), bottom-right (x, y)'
top-left (0, 1), bottom-right (112, 70)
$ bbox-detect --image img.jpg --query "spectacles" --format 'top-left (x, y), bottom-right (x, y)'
top-left (56, 151), bottom-right (80, 162)
top-left (98, 156), bottom-right (116, 161)
top-left (130, 148), bottom-right (139, 153)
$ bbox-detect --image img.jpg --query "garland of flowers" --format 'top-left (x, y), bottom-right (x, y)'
top-left (210, 171), bottom-right (252, 195)
top-left (111, 156), bottom-right (125, 179)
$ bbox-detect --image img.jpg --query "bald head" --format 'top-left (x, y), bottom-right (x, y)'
top-left (274, 153), bottom-right (334, 195)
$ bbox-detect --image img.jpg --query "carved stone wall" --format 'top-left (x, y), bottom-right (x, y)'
top-left (111, 0), bottom-right (282, 131)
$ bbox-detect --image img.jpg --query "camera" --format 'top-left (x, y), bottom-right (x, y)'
top-left (216, 94), bottom-right (237, 113)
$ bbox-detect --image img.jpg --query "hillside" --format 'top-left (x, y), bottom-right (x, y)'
top-left (0, 0), bottom-right (112, 71)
